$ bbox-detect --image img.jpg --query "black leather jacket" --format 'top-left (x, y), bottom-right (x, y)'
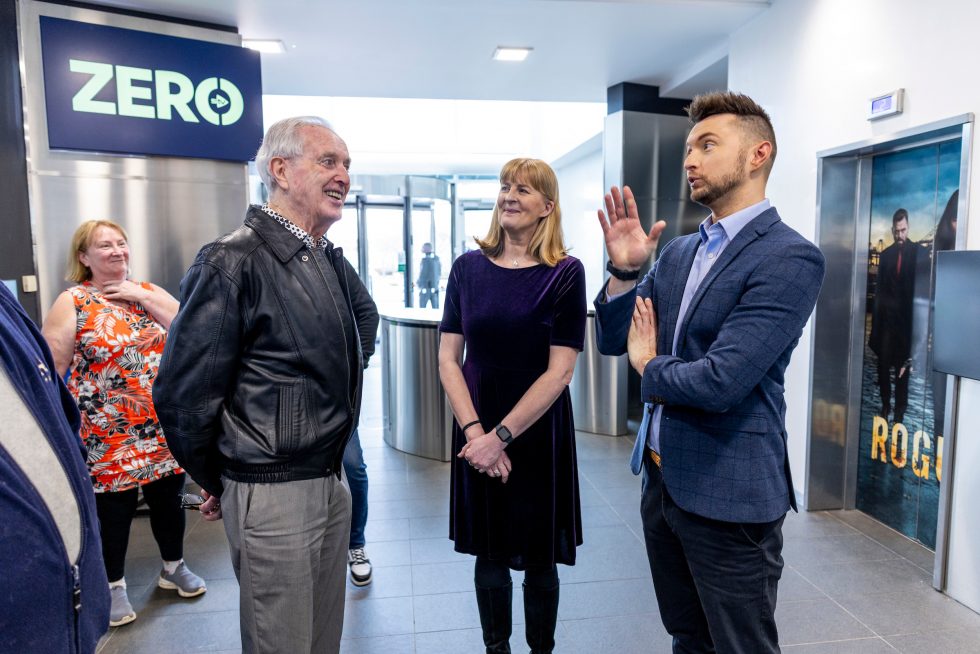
top-left (153, 206), bottom-right (379, 497)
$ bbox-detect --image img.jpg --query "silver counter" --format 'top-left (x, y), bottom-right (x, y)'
top-left (380, 308), bottom-right (628, 462)
top-left (569, 309), bottom-right (629, 436)
top-left (380, 308), bottom-right (453, 461)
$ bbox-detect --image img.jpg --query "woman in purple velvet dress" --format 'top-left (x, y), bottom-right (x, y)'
top-left (439, 158), bottom-right (587, 654)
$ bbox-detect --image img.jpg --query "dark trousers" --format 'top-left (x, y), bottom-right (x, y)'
top-left (95, 472), bottom-right (187, 582)
top-left (877, 361), bottom-right (910, 422)
top-left (640, 457), bottom-right (784, 654)
top-left (419, 288), bottom-right (439, 308)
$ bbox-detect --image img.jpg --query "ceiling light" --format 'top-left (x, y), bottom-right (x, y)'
top-left (493, 47), bottom-right (532, 62)
top-left (242, 39), bottom-right (286, 54)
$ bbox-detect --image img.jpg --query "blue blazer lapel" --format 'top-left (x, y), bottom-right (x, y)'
top-left (674, 209), bottom-right (781, 346)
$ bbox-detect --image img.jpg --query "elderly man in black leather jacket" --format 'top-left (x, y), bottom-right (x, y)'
top-left (154, 116), bottom-right (379, 654)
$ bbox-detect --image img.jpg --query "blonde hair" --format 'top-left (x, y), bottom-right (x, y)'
top-left (66, 220), bottom-right (129, 283)
top-left (475, 158), bottom-right (568, 267)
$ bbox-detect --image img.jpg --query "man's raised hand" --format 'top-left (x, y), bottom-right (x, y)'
top-left (597, 185), bottom-right (667, 270)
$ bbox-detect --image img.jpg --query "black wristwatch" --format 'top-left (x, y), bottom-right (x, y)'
top-left (495, 424), bottom-right (514, 445)
top-left (606, 260), bottom-right (641, 281)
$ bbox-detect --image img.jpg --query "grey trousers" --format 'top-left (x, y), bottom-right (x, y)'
top-left (222, 475), bottom-right (352, 654)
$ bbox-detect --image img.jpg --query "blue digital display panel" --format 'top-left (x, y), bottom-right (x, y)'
top-left (871, 96), bottom-right (892, 114)
top-left (39, 16), bottom-right (263, 162)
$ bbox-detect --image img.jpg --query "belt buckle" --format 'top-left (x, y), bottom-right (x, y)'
top-left (649, 449), bottom-right (661, 468)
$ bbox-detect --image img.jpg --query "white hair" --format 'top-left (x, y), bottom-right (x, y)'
top-left (255, 116), bottom-right (334, 191)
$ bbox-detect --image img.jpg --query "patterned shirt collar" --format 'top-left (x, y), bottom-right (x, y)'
top-left (261, 204), bottom-right (331, 251)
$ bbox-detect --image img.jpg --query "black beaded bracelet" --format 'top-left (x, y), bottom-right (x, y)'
top-left (460, 419), bottom-right (481, 432)
top-left (606, 260), bottom-right (641, 281)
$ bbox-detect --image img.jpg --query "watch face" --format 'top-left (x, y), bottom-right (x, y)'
top-left (496, 425), bottom-right (513, 442)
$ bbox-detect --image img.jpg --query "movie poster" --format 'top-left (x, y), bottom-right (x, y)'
top-left (855, 139), bottom-right (960, 550)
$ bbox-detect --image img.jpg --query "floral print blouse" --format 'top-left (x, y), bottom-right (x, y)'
top-left (67, 281), bottom-right (182, 492)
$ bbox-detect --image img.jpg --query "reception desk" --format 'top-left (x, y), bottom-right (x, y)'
top-left (380, 308), bottom-right (453, 461)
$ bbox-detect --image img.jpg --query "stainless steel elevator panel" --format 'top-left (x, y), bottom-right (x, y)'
top-left (807, 156), bottom-right (863, 509)
top-left (17, 1), bottom-right (248, 311)
top-left (381, 310), bottom-right (453, 462)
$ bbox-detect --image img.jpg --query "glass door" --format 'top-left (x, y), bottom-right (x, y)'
top-left (329, 204), bottom-right (360, 271)
top-left (361, 203), bottom-right (406, 313)
top-left (410, 199), bottom-right (451, 309)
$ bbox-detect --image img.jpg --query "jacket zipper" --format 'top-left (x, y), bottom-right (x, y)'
top-left (308, 249), bottom-right (354, 412)
top-left (72, 563), bottom-right (82, 653)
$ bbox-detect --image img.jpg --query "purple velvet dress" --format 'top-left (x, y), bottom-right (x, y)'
top-left (440, 250), bottom-right (587, 569)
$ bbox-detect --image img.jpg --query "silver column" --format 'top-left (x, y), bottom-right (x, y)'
top-left (569, 310), bottom-right (629, 436)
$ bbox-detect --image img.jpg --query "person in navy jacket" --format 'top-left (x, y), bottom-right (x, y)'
top-left (0, 283), bottom-right (110, 652)
top-left (595, 92), bottom-right (825, 653)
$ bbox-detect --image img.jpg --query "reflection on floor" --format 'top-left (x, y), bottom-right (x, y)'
top-left (97, 364), bottom-right (980, 653)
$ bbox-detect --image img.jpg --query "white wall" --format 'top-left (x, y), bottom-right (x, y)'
top-left (551, 134), bottom-right (605, 301)
top-left (729, 0), bottom-right (980, 611)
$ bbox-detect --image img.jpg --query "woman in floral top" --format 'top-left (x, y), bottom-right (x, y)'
top-left (42, 220), bottom-right (206, 627)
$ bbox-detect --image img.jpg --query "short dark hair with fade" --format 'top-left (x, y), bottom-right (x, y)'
top-left (686, 91), bottom-right (777, 173)
top-left (892, 208), bottom-right (909, 225)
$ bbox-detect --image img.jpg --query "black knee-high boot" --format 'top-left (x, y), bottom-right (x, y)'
top-left (475, 582), bottom-right (512, 653)
top-left (523, 582), bottom-right (559, 654)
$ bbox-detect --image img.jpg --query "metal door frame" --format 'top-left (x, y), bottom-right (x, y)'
top-left (346, 175), bottom-right (453, 309)
top-left (807, 113), bottom-right (973, 592)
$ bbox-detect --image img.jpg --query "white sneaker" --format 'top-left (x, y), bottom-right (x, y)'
top-left (109, 586), bottom-right (136, 627)
top-left (158, 561), bottom-right (207, 598)
top-left (348, 547), bottom-right (372, 586)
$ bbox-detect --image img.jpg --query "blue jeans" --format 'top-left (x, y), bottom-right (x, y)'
top-left (342, 429), bottom-right (368, 549)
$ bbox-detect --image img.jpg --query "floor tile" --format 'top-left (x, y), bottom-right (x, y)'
top-left (342, 596), bottom-right (414, 639)
top-left (887, 627), bottom-right (980, 653)
top-left (559, 579), bottom-right (657, 620)
top-left (783, 637), bottom-right (898, 652)
top-left (99, 609), bottom-right (241, 653)
top-left (560, 613), bottom-right (672, 654)
top-left (363, 517), bottom-right (411, 543)
top-left (834, 586), bottom-right (980, 636)
top-left (776, 598), bottom-right (875, 645)
top-left (361, 538), bottom-right (412, 567)
top-left (345, 564), bottom-right (413, 599)
top-left (413, 591), bottom-right (481, 632)
top-left (340, 634), bottom-right (415, 654)
top-left (411, 560), bottom-right (474, 596)
top-left (410, 536), bottom-right (471, 565)
top-left (783, 532), bottom-right (903, 569)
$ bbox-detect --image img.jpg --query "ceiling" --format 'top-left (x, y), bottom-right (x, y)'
top-left (91, 0), bottom-right (771, 102)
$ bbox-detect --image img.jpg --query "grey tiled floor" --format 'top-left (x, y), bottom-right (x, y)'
top-left (98, 363), bottom-right (980, 653)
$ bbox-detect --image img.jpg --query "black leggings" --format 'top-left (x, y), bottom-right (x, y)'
top-left (475, 556), bottom-right (559, 590)
top-left (95, 473), bottom-right (187, 582)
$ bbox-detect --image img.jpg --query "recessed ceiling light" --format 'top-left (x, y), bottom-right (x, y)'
top-left (493, 47), bottom-right (532, 62)
top-left (242, 39), bottom-right (286, 54)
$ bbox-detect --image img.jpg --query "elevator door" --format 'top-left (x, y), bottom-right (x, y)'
top-left (854, 139), bottom-right (961, 550)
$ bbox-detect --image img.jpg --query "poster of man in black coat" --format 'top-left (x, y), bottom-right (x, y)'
top-left (868, 208), bottom-right (927, 424)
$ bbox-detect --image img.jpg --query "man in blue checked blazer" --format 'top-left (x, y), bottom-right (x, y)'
top-left (595, 91), bottom-right (824, 653)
